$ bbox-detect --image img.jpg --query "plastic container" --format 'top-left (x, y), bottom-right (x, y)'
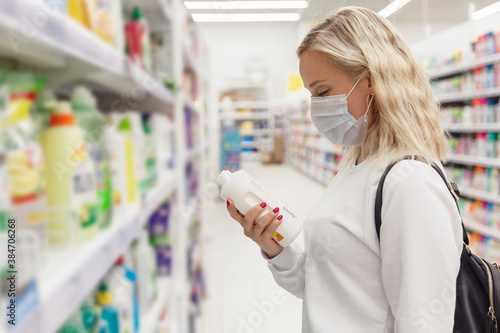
top-left (71, 86), bottom-right (113, 229)
top-left (125, 6), bottom-right (152, 71)
top-left (217, 169), bottom-right (304, 247)
top-left (96, 284), bottom-right (119, 333)
top-left (132, 231), bottom-right (157, 315)
top-left (40, 101), bottom-right (98, 244)
top-left (117, 116), bottom-right (139, 203)
top-left (102, 115), bottom-right (129, 207)
top-left (105, 258), bottom-right (135, 333)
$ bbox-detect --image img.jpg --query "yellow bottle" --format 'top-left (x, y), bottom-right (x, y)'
top-left (68, 0), bottom-right (94, 30)
top-left (39, 101), bottom-right (98, 245)
top-left (118, 117), bottom-right (138, 204)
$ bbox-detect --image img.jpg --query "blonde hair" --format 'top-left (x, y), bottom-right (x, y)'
top-left (297, 7), bottom-right (447, 165)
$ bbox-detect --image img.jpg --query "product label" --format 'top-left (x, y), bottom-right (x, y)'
top-left (7, 146), bottom-right (46, 225)
top-left (72, 151), bottom-right (98, 230)
top-left (272, 231), bottom-right (284, 242)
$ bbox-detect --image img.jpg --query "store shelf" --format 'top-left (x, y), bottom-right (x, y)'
top-left (240, 141), bottom-right (259, 149)
top-left (183, 41), bottom-right (200, 75)
top-left (185, 146), bottom-right (200, 164)
top-left (446, 154), bottom-right (500, 168)
top-left (220, 101), bottom-right (269, 110)
top-left (221, 112), bottom-right (269, 120)
top-left (437, 87), bottom-right (500, 103)
top-left (0, 0), bottom-right (124, 72)
top-left (13, 179), bottom-right (176, 333)
top-left (429, 53), bottom-right (500, 80)
top-left (464, 220), bottom-right (500, 241)
top-left (239, 129), bottom-right (270, 136)
top-left (443, 123), bottom-right (500, 133)
top-left (305, 143), bottom-right (343, 155)
top-left (140, 277), bottom-right (172, 333)
top-left (458, 186), bottom-right (500, 205)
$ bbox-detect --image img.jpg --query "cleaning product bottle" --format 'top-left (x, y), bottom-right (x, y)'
top-left (141, 114), bottom-right (157, 189)
top-left (39, 101), bottom-right (98, 244)
top-left (124, 6), bottom-right (152, 71)
top-left (217, 170), bottom-right (304, 247)
top-left (102, 115), bottom-right (129, 208)
top-left (117, 117), bottom-right (139, 204)
top-left (126, 113), bottom-right (147, 197)
top-left (132, 231), bottom-right (157, 315)
top-left (96, 284), bottom-right (119, 333)
top-left (71, 86), bottom-right (113, 229)
top-left (106, 257), bottom-right (135, 333)
top-left (0, 73), bottom-right (48, 261)
top-left (122, 261), bottom-right (140, 333)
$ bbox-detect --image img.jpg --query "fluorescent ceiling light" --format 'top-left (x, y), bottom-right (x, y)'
top-left (471, 1), bottom-right (500, 21)
top-left (192, 13), bottom-right (301, 22)
top-left (185, 1), bottom-right (308, 10)
top-left (378, 0), bottom-right (412, 18)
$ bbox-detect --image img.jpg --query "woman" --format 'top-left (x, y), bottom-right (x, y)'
top-left (226, 7), bottom-right (463, 332)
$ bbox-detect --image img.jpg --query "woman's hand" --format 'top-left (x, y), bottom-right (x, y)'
top-left (226, 199), bottom-right (284, 259)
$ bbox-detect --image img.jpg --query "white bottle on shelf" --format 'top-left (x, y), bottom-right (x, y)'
top-left (132, 230), bottom-right (157, 315)
top-left (217, 170), bottom-right (304, 247)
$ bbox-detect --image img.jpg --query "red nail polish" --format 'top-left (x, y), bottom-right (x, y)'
top-left (277, 215), bottom-right (283, 220)
top-left (260, 202), bottom-right (267, 208)
top-left (273, 207), bottom-right (279, 213)
top-left (226, 200), bottom-right (229, 206)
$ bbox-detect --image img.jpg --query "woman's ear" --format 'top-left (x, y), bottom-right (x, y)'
top-left (367, 71), bottom-right (375, 94)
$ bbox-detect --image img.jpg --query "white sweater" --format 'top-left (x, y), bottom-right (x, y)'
top-left (263, 156), bottom-right (463, 333)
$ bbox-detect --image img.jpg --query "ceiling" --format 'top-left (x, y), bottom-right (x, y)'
top-left (186, 0), bottom-right (500, 43)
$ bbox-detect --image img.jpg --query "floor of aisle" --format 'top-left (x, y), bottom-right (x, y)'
top-left (201, 162), bottom-right (326, 333)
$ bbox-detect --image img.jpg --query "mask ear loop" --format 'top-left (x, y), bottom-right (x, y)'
top-left (364, 95), bottom-right (374, 123)
top-left (346, 71), bottom-right (367, 98)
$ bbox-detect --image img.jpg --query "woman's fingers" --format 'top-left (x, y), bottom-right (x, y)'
top-left (253, 208), bottom-right (280, 237)
top-left (226, 200), bottom-right (244, 224)
top-left (261, 216), bottom-right (283, 241)
top-left (242, 202), bottom-right (267, 237)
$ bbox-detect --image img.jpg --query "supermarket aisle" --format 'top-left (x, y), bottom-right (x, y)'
top-left (202, 162), bottom-right (326, 333)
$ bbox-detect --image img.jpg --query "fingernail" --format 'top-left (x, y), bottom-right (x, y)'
top-left (226, 200), bottom-right (229, 206)
top-left (273, 207), bottom-right (279, 213)
top-left (277, 215), bottom-right (283, 220)
top-left (260, 202), bottom-right (267, 208)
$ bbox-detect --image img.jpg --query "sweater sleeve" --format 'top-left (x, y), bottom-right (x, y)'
top-left (261, 242), bottom-right (306, 299)
top-left (379, 161), bottom-right (462, 333)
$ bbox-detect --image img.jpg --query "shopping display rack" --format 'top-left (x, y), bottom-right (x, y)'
top-left (0, 0), bottom-right (211, 332)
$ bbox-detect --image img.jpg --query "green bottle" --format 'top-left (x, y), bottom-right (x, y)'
top-left (71, 86), bottom-right (113, 229)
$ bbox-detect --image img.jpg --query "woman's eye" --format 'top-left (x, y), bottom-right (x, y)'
top-left (318, 89), bottom-right (330, 97)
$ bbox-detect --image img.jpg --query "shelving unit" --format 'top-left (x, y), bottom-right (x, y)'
top-left (444, 123), bottom-right (500, 133)
top-left (0, 0), bottom-right (208, 332)
top-left (12, 178), bottom-right (177, 333)
top-left (420, 16), bottom-right (500, 255)
top-left (464, 220), bottom-right (500, 241)
top-left (436, 87), bottom-right (500, 104)
top-left (219, 81), bottom-right (271, 163)
top-left (446, 154), bottom-right (500, 169)
top-left (458, 186), bottom-right (500, 205)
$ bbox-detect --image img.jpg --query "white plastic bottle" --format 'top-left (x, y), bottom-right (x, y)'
top-left (217, 170), bottom-right (304, 247)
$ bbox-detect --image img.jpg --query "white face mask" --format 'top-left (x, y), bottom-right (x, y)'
top-left (310, 74), bottom-right (373, 146)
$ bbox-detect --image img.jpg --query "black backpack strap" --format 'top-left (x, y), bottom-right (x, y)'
top-left (374, 156), bottom-right (470, 245)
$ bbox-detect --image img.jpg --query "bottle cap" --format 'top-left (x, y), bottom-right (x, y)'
top-left (115, 255), bottom-right (124, 265)
top-left (217, 170), bottom-right (231, 186)
top-left (47, 101), bottom-right (75, 126)
top-left (132, 6), bottom-right (143, 20)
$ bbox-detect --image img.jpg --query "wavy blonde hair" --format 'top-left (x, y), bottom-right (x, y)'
top-left (297, 7), bottom-right (447, 165)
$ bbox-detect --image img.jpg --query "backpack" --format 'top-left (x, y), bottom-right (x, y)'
top-left (375, 156), bottom-right (500, 333)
